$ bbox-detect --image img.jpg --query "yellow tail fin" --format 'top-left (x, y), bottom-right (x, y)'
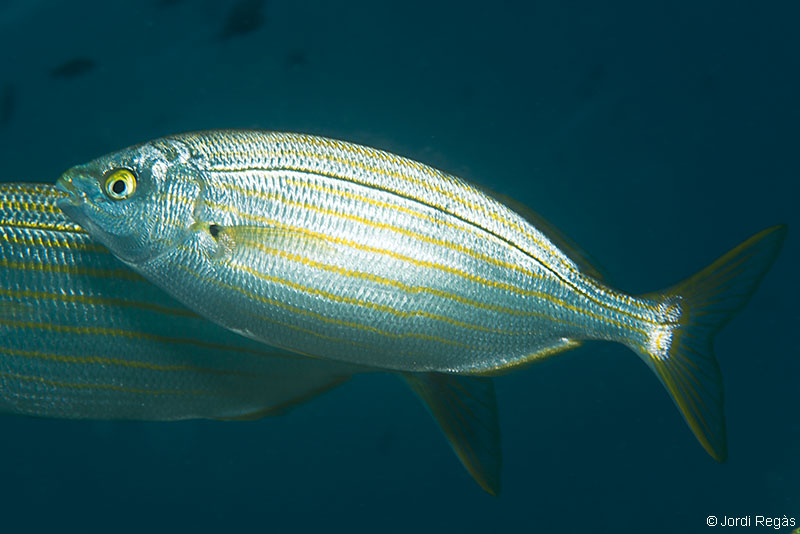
top-left (639, 225), bottom-right (787, 461)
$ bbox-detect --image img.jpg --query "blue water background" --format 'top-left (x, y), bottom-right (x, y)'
top-left (0, 1), bottom-right (797, 532)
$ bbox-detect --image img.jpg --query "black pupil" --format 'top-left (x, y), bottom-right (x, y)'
top-left (111, 179), bottom-right (127, 195)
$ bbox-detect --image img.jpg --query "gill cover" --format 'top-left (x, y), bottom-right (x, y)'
top-left (56, 138), bottom-right (202, 265)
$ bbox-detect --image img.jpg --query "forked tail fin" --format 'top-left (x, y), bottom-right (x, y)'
top-left (638, 225), bottom-right (787, 461)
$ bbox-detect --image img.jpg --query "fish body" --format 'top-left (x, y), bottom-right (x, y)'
top-left (0, 182), bottom-right (502, 493)
top-left (56, 129), bottom-right (787, 461)
top-left (57, 131), bottom-right (659, 373)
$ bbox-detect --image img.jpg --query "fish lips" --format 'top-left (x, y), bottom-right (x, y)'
top-left (55, 172), bottom-right (87, 205)
top-left (54, 170), bottom-right (97, 225)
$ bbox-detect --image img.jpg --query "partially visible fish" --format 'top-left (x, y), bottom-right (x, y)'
top-left (56, 129), bottom-right (787, 464)
top-left (0, 182), bottom-right (501, 494)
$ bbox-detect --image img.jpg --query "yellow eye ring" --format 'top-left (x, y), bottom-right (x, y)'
top-left (103, 168), bottom-right (137, 200)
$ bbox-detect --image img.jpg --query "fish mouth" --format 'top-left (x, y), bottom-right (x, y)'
top-left (55, 171), bottom-right (89, 207)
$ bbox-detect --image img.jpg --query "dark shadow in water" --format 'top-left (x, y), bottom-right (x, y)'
top-left (284, 49), bottom-right (308, 72)
top-left (50, 58), bottom-right (96, 79)
top-left (219, 0), bottom-right (267, 40)
top-left (576, 64), bottom-right (607, 101)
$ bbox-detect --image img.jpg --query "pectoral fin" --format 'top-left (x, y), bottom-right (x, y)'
top-left (402, 372), bottom-right (502, 496)
top-left (206, 223), bottom-right (337, 262)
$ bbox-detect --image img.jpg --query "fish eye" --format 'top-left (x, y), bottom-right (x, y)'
top-left (103, 168), bottom-right (137, 200)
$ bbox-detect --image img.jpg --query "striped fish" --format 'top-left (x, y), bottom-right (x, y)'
top-left (56, 129), bottom-right (786, 463)
top-left (0, 182), bottom-right (502, 494)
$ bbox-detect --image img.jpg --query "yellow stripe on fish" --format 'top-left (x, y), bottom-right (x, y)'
top-left (0, 345), bottom-right (251, 377)
top-left (201, 197), bottom-right (649, 337)
top-left (217, 231), bottom-right (595, 332)
top-left (0, 369), bottom-right (212, 397)
top-left (0, 257), bottom-right (142, 279)
top-left (0, 287), bottom-right (197, 318)
top-left (0, 316), bottom-right (292, 359)
top-left (0, 230), bottom-right (107, 252)
top-left (172, 258), bottom-right (475, 350)
top-left (213, 166), bottom-right (657, 321)
top-left (200, 132), bottom-right (650, 312)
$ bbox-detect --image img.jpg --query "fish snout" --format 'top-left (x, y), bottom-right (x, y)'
top-left (55, 168), bottom-right (94, 206)
top-left (55, 172), bottom-right (76, 195)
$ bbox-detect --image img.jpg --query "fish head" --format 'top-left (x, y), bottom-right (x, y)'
top-left (55, 137), bottom-right (202, 265)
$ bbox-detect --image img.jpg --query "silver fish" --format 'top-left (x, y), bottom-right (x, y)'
top-left (56, 129), bottom-right (786, 462)
top-left (0, 182), bottom-right (501, 494)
